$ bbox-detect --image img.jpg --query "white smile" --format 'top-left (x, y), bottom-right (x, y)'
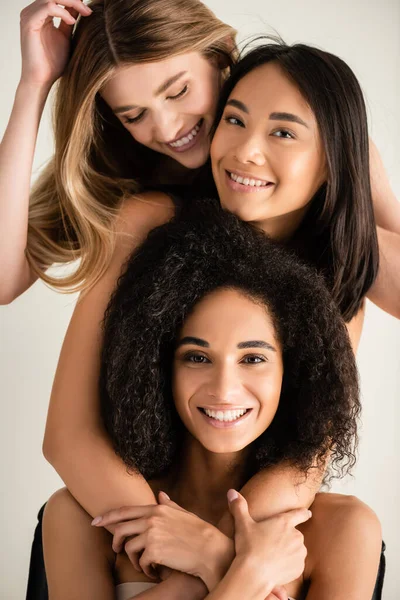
top-left (229, 172), bottom-right (270, 187)
top-left (201, 408), bottom-right (250, 422)
top-left (168, 122), bottom-right (202, 148)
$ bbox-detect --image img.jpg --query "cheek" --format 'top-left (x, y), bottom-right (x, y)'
top-left (276, 148), bottom-right (325, 187)
top-left (124, 124), bottom-right (154, 147)
top-left (172, 368), bottom-right (198, 418)
top-left (210, 127), bottom-right (229, 164)
top-left (188, 85), bottom-right (218, 117)
top-left (252, 371), bottom-right (283, 421)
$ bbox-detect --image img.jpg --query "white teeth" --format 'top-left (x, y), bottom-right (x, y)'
top-left (203, 408), bottom-right (248, 422)
top-left (169, 123), bottom-right (201, 148)
top-left (229, 172), bottom-right (269, 187)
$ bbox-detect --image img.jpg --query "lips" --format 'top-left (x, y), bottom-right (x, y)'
top-left (166, 119), bottom-right (204, 153)
top-left (224, 170), bottom-right (275, 193)
top-left (197, 406), bottom-right (253, 429)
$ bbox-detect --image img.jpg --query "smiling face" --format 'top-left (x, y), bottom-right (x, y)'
top-left (101, 52), bottom-right (222, 169)
top-left (210, 61), bottom-right (327, 238)
top-left (172, 288), bottom-right (284, 455)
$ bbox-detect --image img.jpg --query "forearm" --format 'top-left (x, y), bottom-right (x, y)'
top-left (129, 573), bottom-right (207, 600)
top-left (0, 80), bottom-right (50, 302)
top-left (367, 226), bottom-right (400, 318)
top-left (218, 463), bottom-right (321, 537)
top-left (46, 427), bottom-right (157, 524)
top-left (205, 558), bottom-right (272, 600)
top-left (369, 139), bottom-right (400, 234)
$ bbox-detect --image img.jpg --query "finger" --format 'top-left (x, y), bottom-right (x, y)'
top-left (58, 1), bottom-right (92, 35)
top-left (92, 505), bottom-right (156, 526)
top-left (158, 491), bottom-right (186, 512)
top-left (25, 4), bottom-right (76, 32)
top-left (269, 586), bottom-right (288, 600)
top-left (112, 518), bottom-right (149, 553)
top-left (282, 508), bottom-right (312, 528)
top-left (227, 490), bottom-right (251, 532)
top-left (138, 552), bottom-right (159, 580)
top-left (124, 535), bottom-right (147, 570)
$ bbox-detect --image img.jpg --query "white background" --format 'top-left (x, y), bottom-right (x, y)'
top-left (0, 0), bottom-right (399, 597)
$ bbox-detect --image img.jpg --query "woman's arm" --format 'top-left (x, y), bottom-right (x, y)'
top-left (43, 192), bottom-right (175, 517)
top-left (367, 226), bottom-right (400, 318)
top-left (370, 139), bottom-right (400, 234)
top-left (367, 139), bottom-right (400, 318)
top-left (0, 1), bottom-right (93, 304)
top-left (216, 462), bottom-right (322, 540)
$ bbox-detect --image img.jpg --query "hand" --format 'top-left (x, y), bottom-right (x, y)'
top-left (93, 492), bottom-right (234, 588)
top-left (227, 490), bottom-right (310, 592)
top-left (19, 0), bottom-right (93, 87)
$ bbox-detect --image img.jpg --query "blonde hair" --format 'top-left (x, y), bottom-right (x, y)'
top-left (27, 0), bottom-right (237, 293)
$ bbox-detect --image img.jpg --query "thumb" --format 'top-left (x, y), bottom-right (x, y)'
top-left (158, 491), bottom-right (186, 512)
top-left (227, 489), bottom-right (250, 530)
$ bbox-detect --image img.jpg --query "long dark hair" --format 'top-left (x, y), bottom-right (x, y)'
top-left (212, 40), bottom-right (379, 321)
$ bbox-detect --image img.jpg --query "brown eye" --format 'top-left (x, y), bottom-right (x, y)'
top-left (241, 354), bottom-right (266, 364)
top-left (184, 353), bottom-right (210, 364)
top-left (272, 129), bottom-right (295, 139)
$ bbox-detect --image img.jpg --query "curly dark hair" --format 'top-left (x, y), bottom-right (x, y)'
top-left (100, 198), bottom-right (360, 483)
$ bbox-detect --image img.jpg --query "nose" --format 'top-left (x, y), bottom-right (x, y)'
top-left (234, 135), bottom-right (266, 167)
top-left (152, 109), bottom-right (180, 143)
top-left (206, 362), bottom-right (242, 403)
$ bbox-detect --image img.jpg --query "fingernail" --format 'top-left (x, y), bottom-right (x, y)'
top-left (91, 516), bottom-right (102, 526)
top-left (308, 510), bottom-right (312, 518)
top-left (84, 5), bottom-right (93, 13)
top-left (227, 489), bottom-right (238, 502)
top-left (160, 491), bottom-right (170, 500)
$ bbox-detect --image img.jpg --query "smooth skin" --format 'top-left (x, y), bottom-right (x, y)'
top-left (35, 14), bottom-right (397, 598)
top-left (43, 289), bottom-right (381, 598)
top-left (0, 2), bottom-right (396, 596)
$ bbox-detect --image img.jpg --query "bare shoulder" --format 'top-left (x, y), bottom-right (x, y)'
top-left (76, 191), bottom-right (174, 305)
top-left (116, 191), bottom-right (175, 237)
top-left (43, 487), bottom-right (114, 564)
top-left (302, 493), bottom-right (381, 597)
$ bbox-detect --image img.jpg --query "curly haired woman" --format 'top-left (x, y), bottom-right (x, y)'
top-left (43, 200), bottom-right (382, 599)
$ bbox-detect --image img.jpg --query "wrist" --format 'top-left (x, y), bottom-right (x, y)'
top-left (231, 555), bottom-right (274, 597)
top-left (168, 572), bottom-right (207, 600)
top-left (17, 78), bottom-right (53, 100)
top-left (199, 527), bottom-right (235, 591)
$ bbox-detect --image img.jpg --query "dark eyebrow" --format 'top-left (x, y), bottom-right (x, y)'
top-left (176, 337), bottom-right (276, 352)
top-left (226, 99), bottom-right (249, 113)
top-left (113, 71), bottom-right (187, 115)
top-left (237, 340), bottom-right (276, 352)
top-left (176, 336), bottom-right (210, 348)
top-left (225, 100), bottom-right (308, 129)
top-left (269, 111), bottom-right (308, 128)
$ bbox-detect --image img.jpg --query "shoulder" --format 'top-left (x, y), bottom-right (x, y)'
top-left (303, 493), bottom-right (381, 593)
top-left (116, 191), bottom-right (175, 238)
top-left (95, 191), bottom-right (175, 289)
top-left (43, 488), bottom-right (115, 565)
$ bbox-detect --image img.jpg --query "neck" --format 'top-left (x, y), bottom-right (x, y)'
top-left (254, 203), bottom-right (311, 242)
top-left (166, 434), bottom-right (250, 525)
